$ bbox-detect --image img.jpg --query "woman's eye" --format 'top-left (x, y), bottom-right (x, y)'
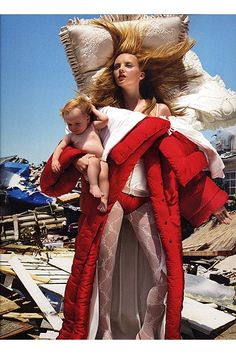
top-left (113, 64), bottom-right (120, 70)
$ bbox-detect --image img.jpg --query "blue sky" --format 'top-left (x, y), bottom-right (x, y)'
top-left (1, 13), bottom-right (236, 164)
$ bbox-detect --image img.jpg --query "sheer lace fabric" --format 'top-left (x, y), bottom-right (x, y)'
top-left (97, 201), bottom-right (167, 339)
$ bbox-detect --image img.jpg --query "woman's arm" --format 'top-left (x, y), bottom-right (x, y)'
top-left (73, 154), bottom-right (95, 180)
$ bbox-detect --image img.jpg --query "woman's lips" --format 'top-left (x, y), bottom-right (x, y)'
top-left (118, 75), bottom-right (126, 81)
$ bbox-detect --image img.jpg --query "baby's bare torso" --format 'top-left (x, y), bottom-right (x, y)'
top-left (69, 124), bottom-right (103, 157)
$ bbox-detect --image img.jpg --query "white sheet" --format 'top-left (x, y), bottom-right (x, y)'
top-left (99, 106), bottom-right (145, 161)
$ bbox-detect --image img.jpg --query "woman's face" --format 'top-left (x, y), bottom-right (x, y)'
top-left (113, 53), bottom-right (145, 90)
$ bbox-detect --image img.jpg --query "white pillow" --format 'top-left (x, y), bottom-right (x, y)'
top-left (59, 14), bottom-right (189, 90)
top-left (59, 15), bottom-right (236, 130)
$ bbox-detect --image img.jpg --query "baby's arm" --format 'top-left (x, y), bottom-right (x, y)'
top-left (91, 105), bottom-right (108, 129)
top-left (52, 136), bottom-right (70, 173)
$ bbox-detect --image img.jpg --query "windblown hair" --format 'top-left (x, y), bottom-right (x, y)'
top-left (85, 19), bottom-right (201, 115)
top-left (60, 94), bottom-right (93, 118)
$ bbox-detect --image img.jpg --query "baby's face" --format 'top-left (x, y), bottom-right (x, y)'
top-left (64, 107), bottom-right (90, 134)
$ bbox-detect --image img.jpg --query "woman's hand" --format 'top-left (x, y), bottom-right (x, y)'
top-left (73, 154), bottom-right (95, 180)
top-left (213, 206), bottom-right (232, 225)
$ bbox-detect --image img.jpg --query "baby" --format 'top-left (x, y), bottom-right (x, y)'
top-left (52, 95), bottom-right (109, 213)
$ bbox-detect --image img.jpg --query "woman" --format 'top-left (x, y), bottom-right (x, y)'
top-left (40, 20), bottom-right (230, 340)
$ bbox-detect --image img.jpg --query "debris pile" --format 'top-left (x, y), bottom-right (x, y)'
top-left (1, 205), bottom-right (66, 244)
top-left (0, 156), bottom-right (53, 215)
top-left (0, 250), bottom-right (74, 339)
top-left (0, 156), bottom-right (81, 339)
top-left (182, 213), bottom-right (236, 339)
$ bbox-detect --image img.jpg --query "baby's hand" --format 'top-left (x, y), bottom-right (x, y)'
top-left (52, 160), bottom-right (61, 173)
top-left (213, 206), bottom-right (232, 225)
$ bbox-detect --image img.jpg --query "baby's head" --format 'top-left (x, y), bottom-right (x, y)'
top-left (60, 95), bottom-right (93, 134)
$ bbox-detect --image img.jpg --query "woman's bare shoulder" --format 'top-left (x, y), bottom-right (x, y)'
top-left (156, 103), bottom-right (171, 117)
top-left (149, 103), bottom-right (171, 117)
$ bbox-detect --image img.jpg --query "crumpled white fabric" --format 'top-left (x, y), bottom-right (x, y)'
top-left (169, 50), bottom-right (236, 131)
top-left (99, 106), bottom-right (145, 161)
top-left (99, 106), bottom-right (225, 178)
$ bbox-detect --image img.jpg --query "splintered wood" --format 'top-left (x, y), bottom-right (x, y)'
top-left (182, 212), bottom-right (236, 257)
top-left (8, 256), bottom-right (63, 331)
top-left (0, 295), bottom-right (20, 315)
top-left (0, 251), bottom-right (74, 338)
top-left (0, 319), bottom-right (33, 339)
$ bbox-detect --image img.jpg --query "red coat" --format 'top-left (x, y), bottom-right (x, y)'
top-left (40, 117), bottom-right (228, 339)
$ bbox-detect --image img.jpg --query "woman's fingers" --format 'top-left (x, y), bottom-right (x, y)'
top-left (213, 207), bottom-right (232, 224)
top-left (73, 154), bottom-right (95, 179)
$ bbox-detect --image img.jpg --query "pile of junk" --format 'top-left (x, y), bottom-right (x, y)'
top-left (0, 155), bottom-right (81, 242)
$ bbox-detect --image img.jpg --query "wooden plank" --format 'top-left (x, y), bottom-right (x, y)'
top-left (1, 255), bottom-right (62, 282)
top-left (22, 269), bottom-right (68, 275)
top-left (183, 250), bottom-right (235, 257)
top-left (39, 330), bottom-right (59, 339)
top-left (0, 254), bottom-right (42, 262)
top-left (0, 206), bottom-right (64, 221)
top-left (0, 265), bottom-right (50, 283)
top-left (19, 217), bottom-right (65, 227)
top-left (1, 214), bottom-right (62, 223)
top-left (48, 258), bottom-right (73, 273)
top-left (3, 312), bottom-right (43, 320)
top-left (8, 256), bottom-right (62, 331)
top-left (29, 275), bottom-right (69, 280)
top-left (215, 323), bottom-right (236, 340)
top-left (0, 319), bottom-right (33, 339)
top-left (214, 255), bottom-right (236, 272)
top-left (12, 215), bottom-right (19, 240)
top-left (182, 212), bottom-right (236, 257)
top-left (0, 295), bottom-right (20, 315)
top-left (0, 244), bottom-right (41, 252)
top-left (23, 267), bottom-right (63, 271)
top-left (42, 280), bottom-right (68, 284)
top-left (182, 297), bottom-right (236, 336)
top-left (56, 192), bottom-right (80, 203)
top-left (1, 262), bottom-right (61, 272)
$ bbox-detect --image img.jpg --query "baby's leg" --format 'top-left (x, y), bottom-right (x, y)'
top-left (87, 157), bottom-right (103, 198)
top-left (97, 161), bottom-right (109, 213)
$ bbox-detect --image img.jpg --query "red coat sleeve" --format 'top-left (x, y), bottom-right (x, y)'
top-left (158, 131), bottom-right (228, 227)
top-left (40, 146), bottom-right (84, 197)
top-left (179, 174), bottom-right (228, 227)
top-left (158, 131), bottom-right (208, 187)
